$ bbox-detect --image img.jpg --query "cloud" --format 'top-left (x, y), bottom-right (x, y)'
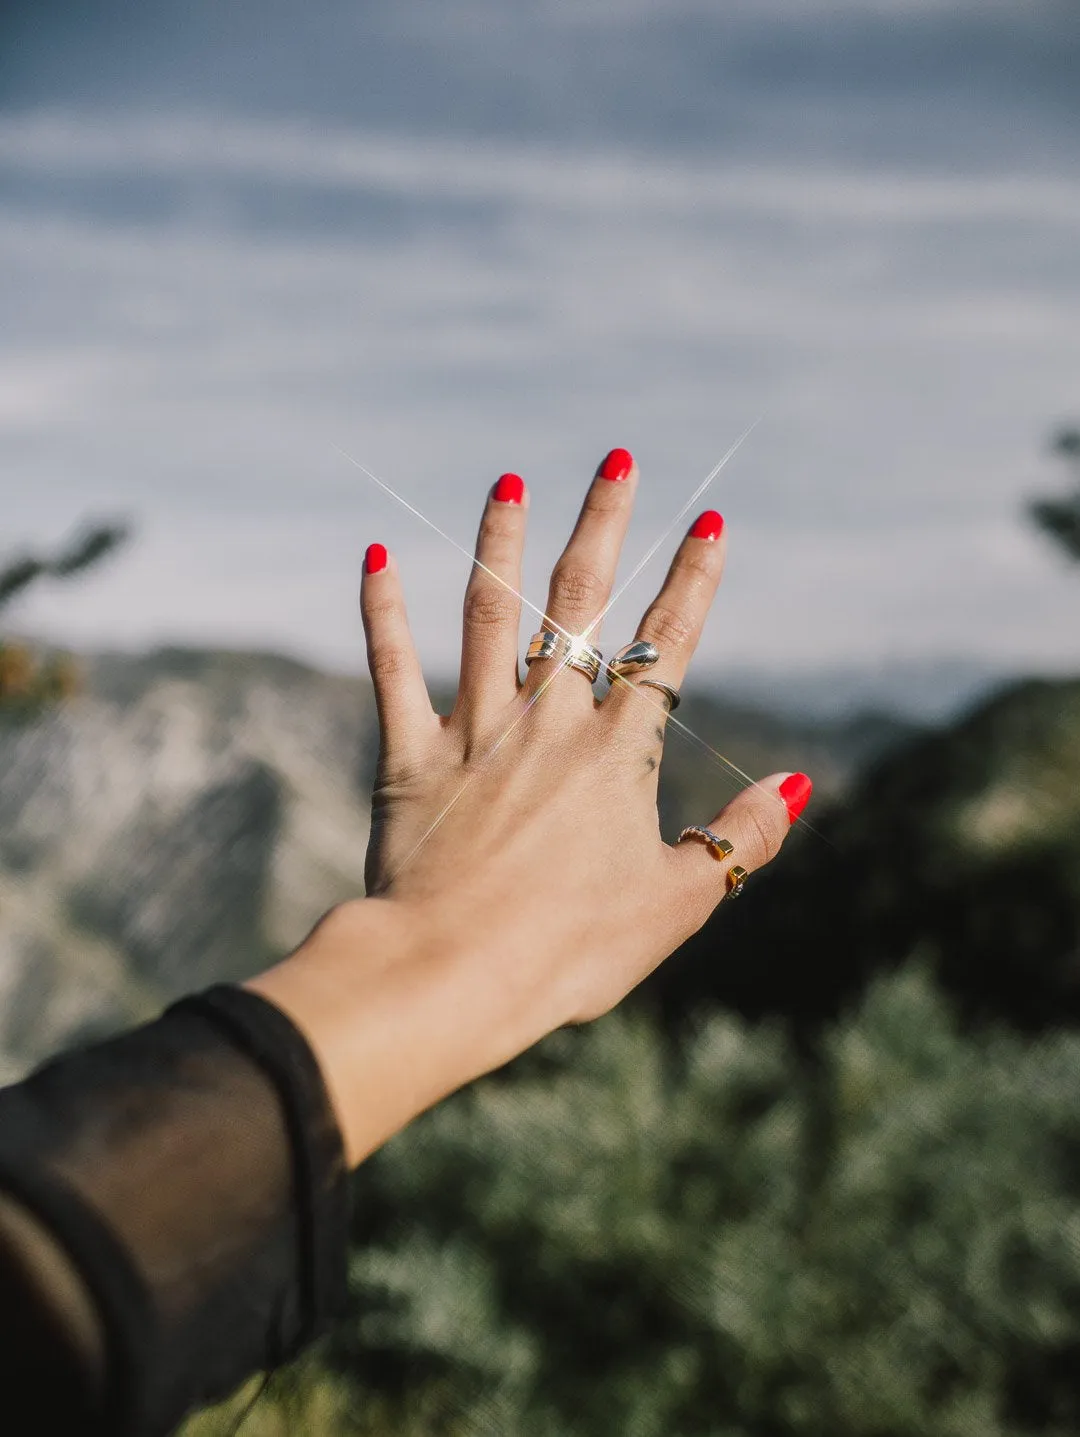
top-left (4, 112), bottom-right (1080, 228)
top-left (1, 106), bottom-right (1078, 695)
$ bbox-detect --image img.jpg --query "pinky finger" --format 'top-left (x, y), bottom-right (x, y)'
top-left (360, 542), bottom-right (436, 761)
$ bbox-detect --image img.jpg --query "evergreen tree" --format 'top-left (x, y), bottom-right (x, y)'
top-left (0, 521), bottom-right (128, 712)
top-left (1028, 427), bottom-right (1080, 564)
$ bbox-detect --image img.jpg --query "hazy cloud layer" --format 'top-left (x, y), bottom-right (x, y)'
top-left (2, 2), bottom-right (1078, 703)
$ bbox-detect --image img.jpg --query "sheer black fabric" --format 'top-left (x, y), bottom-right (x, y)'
top-left (0, 986), bottom-right (349, 1435)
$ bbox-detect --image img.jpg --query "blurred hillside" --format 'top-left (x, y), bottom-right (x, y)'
top-left (0, 643), bottom-right (911, 1081)
top-left (2, 643), bottom-right (1080, 1434)
top-left (175, 664), bottom-right (1080, 1437)
top-left (652, 676), bottom-right (1080, 1035)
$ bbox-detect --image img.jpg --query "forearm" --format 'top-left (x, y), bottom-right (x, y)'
top-left (243, 897), bottom-right (540, 1169)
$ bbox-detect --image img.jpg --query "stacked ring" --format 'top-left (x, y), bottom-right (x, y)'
top-left (525, 630), bottom-right (604, 686)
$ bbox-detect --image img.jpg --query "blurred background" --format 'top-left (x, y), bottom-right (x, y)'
top-left (2, 2), bottom-right (1080, 1433)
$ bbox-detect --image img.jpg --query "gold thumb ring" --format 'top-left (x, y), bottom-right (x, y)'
top-left (677, 826), bottom-right (735, 859)
top-left (726, 865), bottom-right (749, 899)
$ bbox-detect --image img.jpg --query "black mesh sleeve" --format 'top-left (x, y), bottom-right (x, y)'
top-left (0, 985), bottom-right (349, 1435)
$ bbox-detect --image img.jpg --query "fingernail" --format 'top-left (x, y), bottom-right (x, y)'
top-left (690, 511), bottom-right (725, 542)
top-left (365, 542), bottom-right (388, 575)
top-left (493, 472), bottom-right (525, 504)
top-left (599, 447), bottom-right (634, 482)
top-left (779, 772), bottom-right (813, 824)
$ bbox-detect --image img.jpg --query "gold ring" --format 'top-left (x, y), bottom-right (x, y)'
top-left (726, 865), bottom-right (749, 898)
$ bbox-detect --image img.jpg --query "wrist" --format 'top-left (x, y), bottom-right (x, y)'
top-left (242, 897), bottom-right (521, 1167)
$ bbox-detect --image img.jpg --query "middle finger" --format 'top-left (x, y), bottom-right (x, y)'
top-left (524, 447), bottom-right (638, 703)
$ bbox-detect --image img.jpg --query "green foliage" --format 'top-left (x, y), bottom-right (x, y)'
top-left (186, 969), bottom-right (1080, 1437)
top-left (658, 677), bottom-right (1080, 1033)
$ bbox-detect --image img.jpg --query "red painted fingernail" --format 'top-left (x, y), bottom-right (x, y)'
top-left (365, 542), bottom-right (388, 575)
top-left (493, 472), bottom-right (525, 504)
top-left (690, 510), bottom-right (725, 541)
top-left (779, 772), bottom-right (813, 824)
top-left (599, 447), bottom-right (634, 482)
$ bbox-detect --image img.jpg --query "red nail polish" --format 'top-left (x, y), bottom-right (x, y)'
top-left (779, 773), bottom-right (812, 824)
top-left (599, 448), bottom-right (634, 482)
top-left (493, 472), bottom-right (525, 504)
top-left (690, 511), bottom-right (725, 541)
top-left (365, 542), bottom-right (388, 575)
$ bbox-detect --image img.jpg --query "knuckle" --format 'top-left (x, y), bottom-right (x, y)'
top-left (463, 585), bottom-right (519, 631)
top-left (478, 511), bottom-right (519, 550)
top-left (676, 549), bottom-right (718, 584)
top-left (365, 593), bottom-right (404, 626)
top-left (549, 563), bottom-right (606, 614)
top-left (367, 643), bottom-right (416, 685)
top-left (581, 484), bottom-right (626, 519)
top-left (741, 801), bottom-right (785, 870)
top-left (640, 603), bottom-right (696, 651)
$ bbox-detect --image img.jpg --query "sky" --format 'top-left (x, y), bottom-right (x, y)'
top-left (2, 0), bottom-right (1079, 716)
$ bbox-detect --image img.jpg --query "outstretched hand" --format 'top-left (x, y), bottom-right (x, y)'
top-left (249, 448), bottom-right (811, 1164)
top-left (359, 448), bottom-right (809, 1029)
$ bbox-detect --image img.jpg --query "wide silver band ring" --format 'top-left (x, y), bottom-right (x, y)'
top-left (525, 630), bottom-right (603, 686)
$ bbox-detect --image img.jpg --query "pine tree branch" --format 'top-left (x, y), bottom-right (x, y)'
top-left (0, 522), bottom-right (129, 614)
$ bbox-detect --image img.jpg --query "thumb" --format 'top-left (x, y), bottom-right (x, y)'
top-left (670, 771), bottom-right (812, 926)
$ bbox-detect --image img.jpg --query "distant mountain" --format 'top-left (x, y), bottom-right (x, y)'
top-left (0, 646), bottom-right (376, 1080)
top-left (718, 656), bottom-right (1024, 725)
top-left (0, 643), bottom-right (917, 1080)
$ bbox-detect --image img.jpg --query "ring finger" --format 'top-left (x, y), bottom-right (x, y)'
top-left (604, 508), bottom-right (727, 724)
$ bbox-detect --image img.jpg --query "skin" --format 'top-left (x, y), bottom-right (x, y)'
top-left (246, 453), bottom-right (807, 1168)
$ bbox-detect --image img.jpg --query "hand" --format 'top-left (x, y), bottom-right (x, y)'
top-left (248, 449), bottom-right (811, 1165)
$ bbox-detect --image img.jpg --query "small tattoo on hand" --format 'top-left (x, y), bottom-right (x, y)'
top-left (645, 755), bottom-right (657, 772)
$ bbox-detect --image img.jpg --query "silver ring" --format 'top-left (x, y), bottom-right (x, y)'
top-left (637, 679), bottom-right (681, 712)
top-left (605, 640), bottom-right (660, 684)
top-left (677, 826), bottom-right (734, 858)
top-left (525, 630), bottom-right (603, 686)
